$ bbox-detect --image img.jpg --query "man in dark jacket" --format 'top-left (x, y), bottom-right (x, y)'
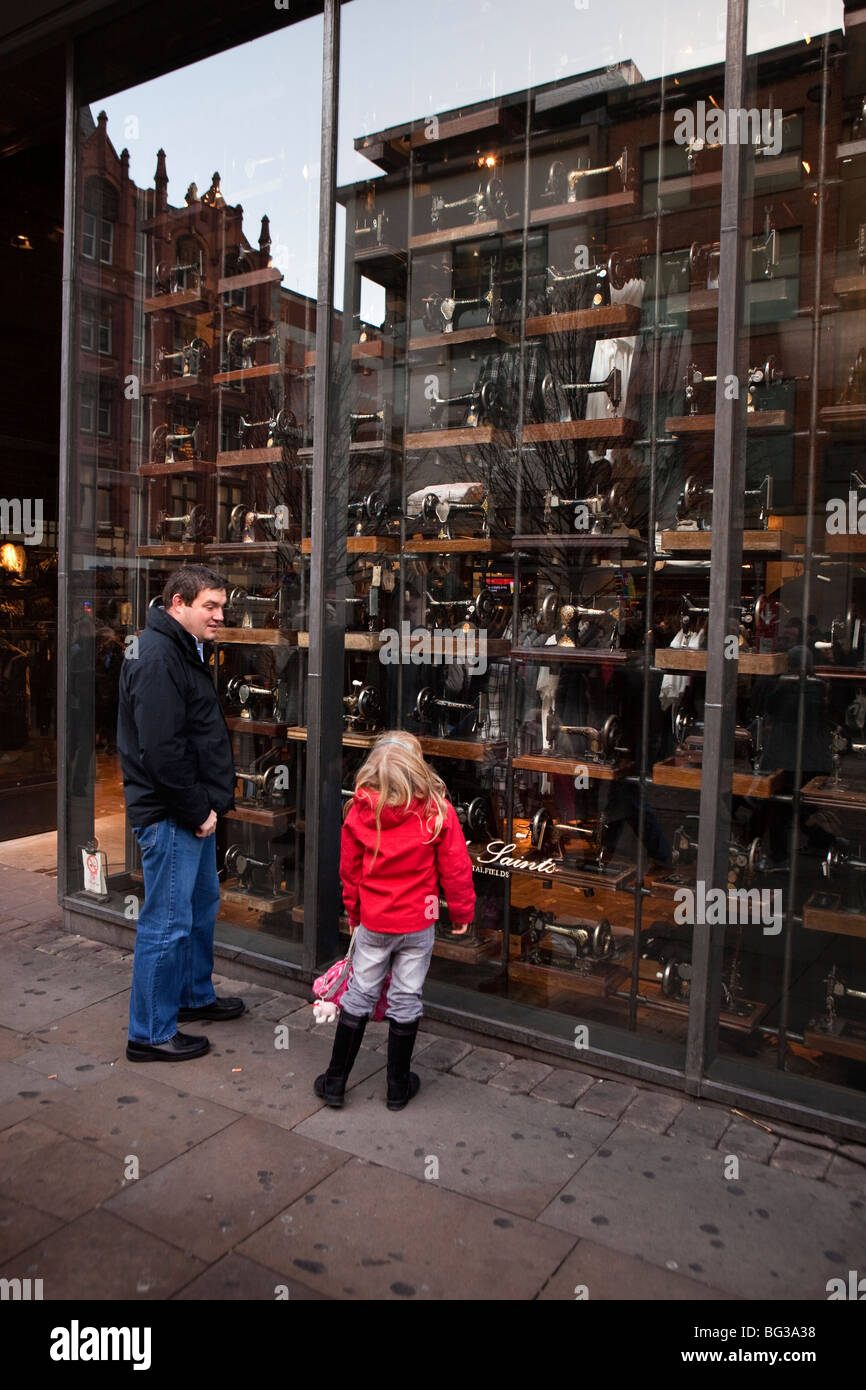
top-left (118, 565), bottom-right (243, 1061)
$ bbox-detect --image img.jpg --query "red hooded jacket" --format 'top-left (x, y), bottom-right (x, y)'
top-left (340, 789), bottom-right (476, 934)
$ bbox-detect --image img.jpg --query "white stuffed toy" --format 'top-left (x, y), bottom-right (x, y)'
top-left (313, 999), bottom-right (340, 1025)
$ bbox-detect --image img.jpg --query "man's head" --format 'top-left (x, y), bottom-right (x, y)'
top-left (161, 565), bottom-right (228, 644)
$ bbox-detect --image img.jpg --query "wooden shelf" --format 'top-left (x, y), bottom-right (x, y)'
top-left (801, 776), bottom-right (866, 808)
top-left (418, 736), bottom-right (508, 763)
top-left (837, 137), bottom-right (866, 161)
top-left (652, 757), bottom-right (784, 798)
top-left (803, 1022), bottom-right (866, 1063)
top-left (142, 376), bottom-right (209, 397)
top-left (659, 529), bottom-right (793, 554)
top-left (432, 933), bottom-right (500, 964)
top-left (217, 267), bottom-right (283, 292)
top-left (512, 753), bottom-right (631, 781)
top-left (523, 417), bottom-right (637, 445)
top-left (224, 805), bottom-right (294, 831)
top-left (296, 631), bottom-right (379, 650)
top-left (213, 363), bottom-right (285, 385)
top-left (134, 542), bottom-right (203, 558)
top-left (803, 894), bottom-right (866, 939)
top-left (511, 645), bottom-right (631, 665)
top-left (138, 459), bottom-right (216, 477)
top-left (408, 325), bottom-right (517, 353)
top-left (636, 978), bottom-right (768, 1033)
top-left (508, 956), bottom-right (626, 998)
top-left (284, 726), bottom-right (379, 749)
top-left (529, 189), bottom-right (638, 226)
top-left (305, 339), bottom-right (396, 367)
top-left (820, 405), bottom-right (866, 431)
top-left (205, 541), bottom-right (288, 557)
top-left (143, 288), bottom-right (204, 313)
top-left (658, 169), bottom-right (721, 198)
top-left (664, 411), bottom-right (792, 435)
top-left (301, 535), bottom-right (400, 554)
top-left (664, 288), bottom-right (719, 316)
top-left (225, 717), bottom-right (289, 736)
top-left (524, 303), bottom-right (641, 339)
top-left (296, 441), bottom-right (401, 460)
top-left (403, 536), bottom-right (509, 554)
top-left (513, 531), bottom-right (637, 552)
top-left (832, 274), bottom-right (866, 303)
top-left (213, 629), bottom-right (297, 645)
top-left (654, 648), bottom-right (787, 676)
top-left (822, 532), bottom-right (866, 554)
top-left (410, 218), bottom-right (506, 251)
top-left (216, 447), bottom-right (289, 467)
top-left (221, 883), bottom-right (294, 924)
top-left (405, 425), bottom-right (512, 449)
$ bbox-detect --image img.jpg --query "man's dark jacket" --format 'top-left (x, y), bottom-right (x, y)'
top-left (117, 605), bottom-right (235, 830)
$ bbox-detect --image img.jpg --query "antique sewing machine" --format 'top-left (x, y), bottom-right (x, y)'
top-left (223, 844), bottom-right (288, 898)
top-left (821, 842), bottom-right (866, 911)
top-left (536, 594), bottom-right (620, 650)
top-left (414, 686), bottom-right (490, 737)
top-left (541, 367), bottom-right (621, 421)
top-left (227, 587), bottom-right (286, 630)
top-left (638, 931), bottom-right (754, 1018)
top-left (523, 908), bottom-right (616, 973)
top-left (430, 172), bottom-right (507, 228)
top-left (151, 423), bottom-right (200, 465)
top-left (542, 480), bottom-right (629, 534)
top-left (234, 758), bottom-right (290, 806)
top-left (355, 187), bottom-right (390, 246)
top-left (408, 490), bottom-right (490, 540)
top-left (667, 818), bottom-right (763, 889)
top-left (683, 359), bottom-right (786, 416)
top-left (424, 586), bottom-right (499, 630)
top-left (540, 149), bottom-right (632, 203)
top-left (528, 807), bottom-right (610, 869)
top-left (689, 207), bottom-right (779, 285)
top-left (451, 793), bottom-right (492, 842)
top-left (427, 377), bottom-right (507, 430)
top-left (673, 705), bottom-right (765, 774)
top-left (422, 266), bottom-right (502, 334)
top-left (238, 409), bottom-right (301, 450)
top-left (343, 680), bottom-right (381, 731)
top-left (153, 504), bottom-right (209, 543)
top-left (675, 473), bottom-right (773, 530)
top-left (542, 712), bottom-right (628, 765)
top-left (807, 964), bottom-right (866, 1055)
top-left (155, 252), bottom-right (204, 296)
top-left (228, 503), bottom-right (292, 543)
top-left (347, 491), bottom-right (401, 535)
top-left (156, 337), bottom-right (209, 380)
top-left (222, 328), bottom-right (279, 373)
top-left (226, 676), bottom-right (292, 724)
top-left (840, 348), bottom-right (866, 407)
top-left (544, 249), bottom-right (639, 313)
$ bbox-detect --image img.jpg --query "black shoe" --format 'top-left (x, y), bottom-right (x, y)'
top-left (177, 996), bottom-right (245, 1022)
top-left (126, 1031), bottom-right (210, 1062)
top-left (313, 1009), bottom-right (368, 1107)
top-left (386, 1018), bottom-right (421, 1111)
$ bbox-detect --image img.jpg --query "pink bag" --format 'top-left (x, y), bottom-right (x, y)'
top-left (312, 929), bottom-right (390, 1023)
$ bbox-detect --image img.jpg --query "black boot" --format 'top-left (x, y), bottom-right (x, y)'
top-left (314, 1009), bottom-right (368, 1107)
top-left (386, 1018), bottom-right (421, 1111)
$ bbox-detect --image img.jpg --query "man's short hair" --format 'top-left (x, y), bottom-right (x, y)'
top-left (162, 565), bottom-right (228, 609)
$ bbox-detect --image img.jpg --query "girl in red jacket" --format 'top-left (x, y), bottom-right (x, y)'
top-left (315, 731), bottom-right (475, 1111)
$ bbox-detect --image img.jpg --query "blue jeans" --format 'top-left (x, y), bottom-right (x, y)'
top-left (340, 924), bottom-right (436, 1024)
top-left (128, 819), bottom-right (221, 1043)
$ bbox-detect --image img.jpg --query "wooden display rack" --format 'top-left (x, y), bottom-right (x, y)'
top-left (134, 542), bottom-right (203, 558)
top-left (512, 752), bottom-right (631, 782)
top-left (652, 757), bottom-right (784, 798)
top-left (524, 303), bottom-right (641, 339)
top-left (523, 417), bottom-right (637, 445)
top-left (818, 405), bottom-right (866, 431)
top-left (508, 954), bottom-right (627, 998)
top-left (404, 425), bottom-right (512, 449)
top-left (216, 447), bottom-right (291, 467)
top-left (803, 1019), bottom-right (866, 1062)
top-left (664, 411), bottom-right (792, 435)
top-left (224, 805), bottom-right (294, 832)
top-left (225, 716), bottom-right (289, 736)
top-left (832, 274), bottom-right (866, 304)
top-left (659, 528), bottom-right (792, 554)
top-left (301, 536), bottom-right (400, 554)
top-left (511, 645), bottom-right (631, 665)
top-left (418, 736), bottom-right (507, 763)
top-left (528, 188), bottom-right (638, 225)
top-left (403, 536), bottom-right (509, 554)
top-left (512, 531), bottom-right (638, 553)
top-left (284, 725), bottom-right (378, 749)
top-left (432, 930), bottom-right (500, 963)
top-left (803, 893), bottom-right (866, 940)
top-left (635, 977), bottom-right (768, 1032)
top-left (654, 648), bottom-right (787, 676)
top-left (221, 881), bottom-right (294, 925)
top-left (408, 325), bottom-right (516, 353)
top-left (409, 218), bottom-right (506, 251)
top-left (217, 267), bottom-right (283, 294)
top-left (142, 376), bottom-right (209, 397)
top-left (214, 628), bottom-right (297, 646)
top-left (139, 459), bottom-right (216, 477)
top-left (143, 288), bottom-right (204, 313)
top-left (801, 776), bottom-right (866, 809)
top-left (297, 630), bottom-right (380, 650)
top-left (213, 363), bottom-right (286, 385)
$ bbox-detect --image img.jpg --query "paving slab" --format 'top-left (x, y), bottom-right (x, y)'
top-left (538, 1237), bottom-right (734, 1300)
top-left (0, 1061), bottom-right (69, 1131)
top-left (489, 1058), bottom-right (554, 1095)
top-left (620, 1090), bottom-right (684, 1133)
top-left (239, 1157), bottom-right (576, 1300)
top-left (0, 1195), bottom-right (65, 1265)
top-left (107, 1023), bottom-right (386, 1131)
top-left (0, 1027), bottom-right (31, 1063)
top-left (34, 1072), bottom-right (241, 1173)
top-left (0, 919), bottom-right (28, 935)
top-left (294, 1062), bottom-right (617, 1219)
top-left (536, 1122), bottom-right (866, 1300)
top-left (825, 1154), bottom-right (866, 1194)
top-left (530, 1068), bottom-right (595, 1107)
top-left (718, 1118), bottom-right (779, 1164)
top-left (373, 1030), bottom-right (439, 1058)
top-left (451, 1046), bottom-right (514, 1085)
top-left (174, 1251), bottom-right (331, 1301)
top-left (0, 956), bottom-right (128, 1031)
top-left (669, 1103), bottom-right (732, 1147)
top-left (104, 1115), bottom-right (349, 1263)
top-left (0, 1207), bottom-right (205, 1300)
top-left (13, 1042), bottom-right (119, 1088)
top-left (249, 993), bottom-right (309, 1022)
top-left (42, 990), bottom-right (134, 1060)
top-left (0, 1119), bottom-right (126, 1219)
top-left (575, 1079), bottom-right (638, 1119)
top-left (770, 1138), bottom-right (833, 1181)
top-left (414, 1037), bottom-right (473, 1072)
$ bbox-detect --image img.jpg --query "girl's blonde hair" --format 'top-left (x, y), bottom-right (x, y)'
top-left (353, 730), bottom-right (449, 863)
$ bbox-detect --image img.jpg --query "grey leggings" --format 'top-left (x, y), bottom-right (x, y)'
top-left (340, 924), bottom-right (436, 1023)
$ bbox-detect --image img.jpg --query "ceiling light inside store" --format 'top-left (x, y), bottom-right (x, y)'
top-left (802, 160), bottom-right (811, 173)
top-left (11, 234), bottom-right (32, 250)
top-left (0, 544), bottom-right (25, 574)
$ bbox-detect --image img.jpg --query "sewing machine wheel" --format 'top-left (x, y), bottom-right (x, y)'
top-left (485, 174), bottom-right (505, 215)
top-left (530, 807), bottom-right (551, 851)
top-left (478, 380), bottom-right (506, 428)
top-left (261, 766), bottom-right (282, 799)
top-left (187, 504), bottom-right (208, 538)
top-left (537, 591), bottom-right (559, 634)
top-left (226, 328), bottom-right (245, 362)
top-left (688, 241), bottom-right (709, 276)
top-left (592, 919), bottom-right (614, 959)
top-left (415, 686), bottom-right (436, 722)
top-left (751, 356), bottom-right (776, 388)
top-left (600, 715), bottom-right (623, 760)
top-left (421, 493), bottom-right (440, 523)
top-left (673, 706), bottom-right (692, 748)
top-left (422, 294), bottom-right (442, 333)
top-left (660, 958), bottom-right (685, 999)
top-left (155, 509), bottom-right (170, 534)
top-left (228, 587), bottom-right (248, 608)
top-left (544, 160), bottom-right (568, 204)
top-left (226, 678), bottom-right (252, 706)
top-left (472, 588), bottom-right (496, 626)
top-left (148, 595), bottom-right (163, 610)
top-left (465, 796), bottom-right (489, 839)
top-left (606, 482), bottom-right (628, 523)
top-left (540, 371), bottom-right (560, 421)
top-left (229, 503), bottom-right (251, 536)
top-left (273, 409), bottom-right (300, 446)
top-left (355, 686), bottom-right (380, 723)
top-left (681, 474), bottom-right (707, 515)
top-left (151, 423), bottom-right (168, 459)
top-left (363, 491), bottom-right (386, 523)
top-left (607, 249), bottom-right (637, 291)
top-left (224, 844), bottom-right (242, 878)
